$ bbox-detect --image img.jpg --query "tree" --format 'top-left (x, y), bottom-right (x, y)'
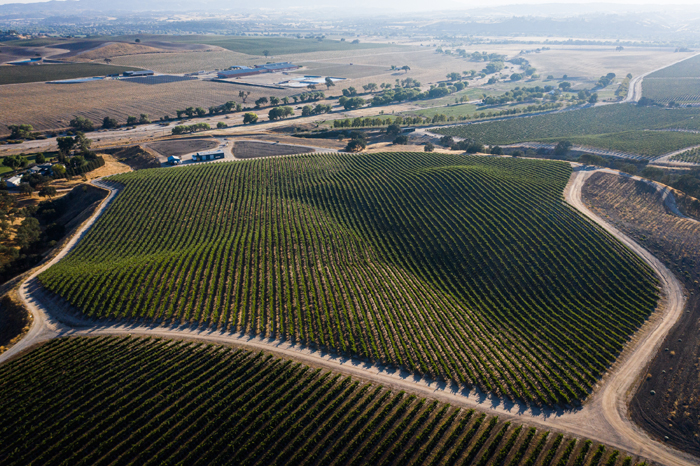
top-left (401, 65), bottom-right (410, 73)
top-left (217, 122), bottom-right (227, 129)
top-left (282, 97), bottom-right (290, 105)
top-left (39, 186), bottom-right (57, 198)
top-left (307, 84), bottom-right (316, 90)
top-left (57, 137), bottom-right (76, 157)
top-left (588, 93), bottom-right (599, 104)
top-left (243, 113), bottom-right (258, 124)
top-left (439, 135), bottom-right (454, 147)
top-left (342, 87), bottom-right (358, 97)
top-left (139, 114), bottom-right (151, 124)
top-left (69, 116), bottom-right (94, 132)
top-left (134, 38), bottom-right (140, 43)
top-left (51, 164), bottom-right (66, 177)
top-left (255, 97), bottom-right (269, 108)
top-left (239, 90), bottom-right (251, 104)
top-left (268, 106), bottom-right (294, 120)
top-left (302, 105), bottom-right (312, 116)
top-left (558, 82), bottom-right (572, 92)
top-left (512, 150), bottom-right (524, 157)
top-left (102, 117), bottom-right (118, 129)
top-left (74, 132), bottom-right (92, 153)
top-left (195, 107), bottom-right (206, 117)
top-left (325, 77), bottom-right (336, 89)
top-left (362, 83), bottom-right (378, 93)
top-left (263, 50), bottom-right (270, 57)
top-left (35, 153), bottom-right (46, 164)
top-left (8, 124), bottom-right (34, 140)
top-left (490, 145), bottom-right (503, 155)
top-left (386, 124), bottom-right (401, 136)
top-left (104, 58), bottom-right (112, 64)
top-left (343, 97), bottom-right (365, 110)
top-left (126, 116), bottom-right (138, 125)
top-left (2, 154), bottom-right (27, 172)
top-left (345, 139), bottom-right (366, 152)
top-left (554, 140), bottom-right (573, 156)
top-left (510, 73), bottom-right (523, 81)
top-left (15, 216), bottom-right (40, 249)
top-left (424, 142), bottom-right (435, 152)
top-left (269, 96), bottom-right (280, 106)
top-left (393, 135), bottom-right (409, 145)
top-left (18, 182), bottom-right (34, 197)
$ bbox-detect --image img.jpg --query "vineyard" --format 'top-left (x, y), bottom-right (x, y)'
top-left (0, 336), bottom-right (649, 466)
top-left (541, 131), bottom-right (700, 159)
top-left (670, 147), bottom-right (700, 164)
top-left (37, 153), bottom-right (660, 404)
top-left (647, 54), bottom-right (700, 78)
top-left (641, 78), bottom-right (700, 106)
top-left (432, 105), bottom-right (700, 157)
top-left (0, 63), bottom-right (141, 85)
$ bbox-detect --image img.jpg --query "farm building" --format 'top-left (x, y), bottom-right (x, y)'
top-left (5, 175), bottom-right (24, 188)
top-left (217, 62), bottom-right (299, 79)
top-left (123, 70), bottom-right (155, 77)
top-left (192, 150), bottom-right (225, 162)
top-left (167, 156), bottom-right (181, 165)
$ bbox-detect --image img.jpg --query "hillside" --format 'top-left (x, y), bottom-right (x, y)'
top-left (0, 336), bottom-right (650, 466)
top-left (431, 105), bottom-right (700, 157)
top-left (38, 153), bottom-right (660, 404)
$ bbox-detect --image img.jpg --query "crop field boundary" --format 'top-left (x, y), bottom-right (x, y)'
top-left (0, 162), bottom-right (696, 466)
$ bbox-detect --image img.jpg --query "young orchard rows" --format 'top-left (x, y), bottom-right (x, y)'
top-left (38, 153), bottom-right (659, 404)
top-left (0, 336), bottom-right (649, 466)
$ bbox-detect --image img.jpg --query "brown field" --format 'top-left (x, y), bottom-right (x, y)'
top-left (111, 50), bottom-right (259, 73)
top-left (525, 47), bottom-right (695, 81)
top-left (70, 42), bottom-right (168, 61)
top-left (0, 79), bottom-right (297, 135)
top-left (581, 172), bottom-right (700, 456)
top-left (233, 140), bottom-right (315, 158)
top-left (147, 137), bottom-right (218, 157)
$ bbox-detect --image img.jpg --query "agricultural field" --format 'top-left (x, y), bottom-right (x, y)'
top-left (0, 79), bottom-right (295, 135)
top-left (641, 78), bottom-right (700, 105)
top-left (670, 147), bottom-right (700, 164)
top-left (581, 172), bottom-right (700, 456)
top-left (110, 50), bottom-right (261, 74)
top-left (38, 153), bottom-right (659, 404)
top-left (0, 63), bottom-right (142, 85)
top-left (541, 131), bottom-right (700, 159)
top-left (432, 104), bottom-right (700, 157)
top-left (647, 53), bottom-right (700, 78)
top-left (0, 336), bottom-right (648, 466)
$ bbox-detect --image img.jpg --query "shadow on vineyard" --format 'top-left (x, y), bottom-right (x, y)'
top-left (37, 153), bottom-right (660, 406)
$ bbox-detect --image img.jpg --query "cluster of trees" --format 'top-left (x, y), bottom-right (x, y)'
top-left (243, 113), bottom-right (258, 124)
top-left (7, 124), bottom-right (42, 141)
top-left (437, 135), bottom-right (487, 153)
top-left (171, 123), bottom-right (211, 135)
top-left (342, 131), bottom-right (367, 152)
top-left (69, 116), bottom-right (94, 132)
top-left (301, 104), bottom-right (332, 116)
top-left (597, 73), bottom-right (617, 88)
top-left (176, 107), bottom-right (207, 119)
top-left (268, 106), bottom-right (294, 120)
top-left (368, 82), bottom-right (465, 107)
top-left (339, 96), bottom-right (365, 110)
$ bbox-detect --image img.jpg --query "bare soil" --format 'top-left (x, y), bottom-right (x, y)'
top-left (98, 147), bottom-right (159, 170)
top-left (233, 140), bottom-right (315, 159)
top-left (581, 171), bottom-right (700, 456)
top-left (147, 138), bottom-right (218, 157)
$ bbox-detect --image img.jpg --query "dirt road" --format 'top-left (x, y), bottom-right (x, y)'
top-left (0, 168), bottom-right (697, 466)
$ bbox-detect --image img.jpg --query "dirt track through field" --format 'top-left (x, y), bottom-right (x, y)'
top-left (0, 166), bottom-right (697, 466)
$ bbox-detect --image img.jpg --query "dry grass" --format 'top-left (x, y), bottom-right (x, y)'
top-left (111, 50), bottom-right (258, 73)
top-left (71, 42), bottom-right (167, 61)
top-left (0, 79), bottom-right (296, 135)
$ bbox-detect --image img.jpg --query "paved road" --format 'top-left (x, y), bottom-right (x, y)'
top-left (0, 167), bottom-right (698, 466)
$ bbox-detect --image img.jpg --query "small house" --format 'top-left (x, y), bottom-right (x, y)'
top-left (167, 156), bottom-right (181, 165)
top-left (192, 150), bottom-right (225, 162)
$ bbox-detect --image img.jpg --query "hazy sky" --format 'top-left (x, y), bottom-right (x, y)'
top-left (2, 0), bottom-right (700, 4)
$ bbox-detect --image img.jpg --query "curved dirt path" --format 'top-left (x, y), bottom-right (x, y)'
top-left (0, 170), bottom-right (697, 465)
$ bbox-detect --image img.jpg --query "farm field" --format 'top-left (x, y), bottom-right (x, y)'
top-left (647, 53), bottom-right (700, 78)
top-left (38, 153), bottom-right (659, 404)
top-left (0, 336), bottom-right (651, 466)
top-left (670, 147), bottom-right (700, 164)
top-left (432, 104), bottom-right (700, 156)
top-left (0, 79), bottom-right (296, 135)
top-left (524, 47), bottom-right (694, 82)
top-left (642, 78), bottom-right (700, 105)
top-left (0, 63), bottom-right (142, 85)
top-left (147, 138), bottom-right (218, 157)
top-left (541, 131), bottom-right (700, 159)
top-left (111, 50), bottom-right (260, 74)
top-left (581, 172), bottom-right (700, 456)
